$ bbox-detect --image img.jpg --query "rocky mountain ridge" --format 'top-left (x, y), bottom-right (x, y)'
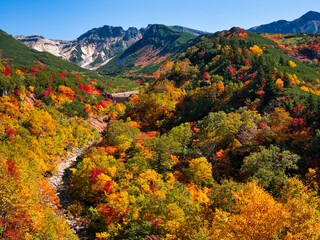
top-left (249, 11), bottom-right (320, 34)
top-left (15, 24), bottom-right (205, 70)
top-left (15, 25), bottom-right (145, 69)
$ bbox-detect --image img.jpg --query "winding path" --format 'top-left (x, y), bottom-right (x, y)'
top-left (47, 89), bottom-right (138, 238)
top-left (48, 141), bottom-right (96, 239)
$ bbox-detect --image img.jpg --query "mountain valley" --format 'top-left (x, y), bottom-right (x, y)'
top-left (1, 10), bottom-right (320, 239)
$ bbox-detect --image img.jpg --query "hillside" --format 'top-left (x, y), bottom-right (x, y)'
top-left (0, 29), bottom-right (142, 92)
top-left (0, 30), bottom-right (86, 72)
top-left (249, 11), bottom-right (320, 34)
top-left (134, 27), bottom-right (320, 123)
top-left (97, 24), bottom-right (197, 80)
top-left (68, 27), bottom-right (320, 238)
top-left (261, 32), bottom-right (320, 66)
top-left (0, 41), bottom-right (142, 236)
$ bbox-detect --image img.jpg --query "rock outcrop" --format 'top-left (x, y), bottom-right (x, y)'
top-left (15, 35), bottom-right (74, 58)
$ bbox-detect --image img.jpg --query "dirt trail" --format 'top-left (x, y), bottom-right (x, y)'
top-left (48, 141), bottom-right (96, 239)
top-left (46, 89), bottom-right (135, 238)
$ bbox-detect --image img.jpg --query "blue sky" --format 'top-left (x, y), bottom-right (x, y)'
top-left (1, 0), bottom-right (320, 40)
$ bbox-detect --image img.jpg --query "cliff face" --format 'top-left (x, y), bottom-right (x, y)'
top-left (15, 26), bottom-right (144, 69)
top-left (249, 11), bottom-right (320, 34)
top-left (15, 35), bottom-right (74, 58)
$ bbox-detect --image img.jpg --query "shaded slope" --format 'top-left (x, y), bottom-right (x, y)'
top-left (0, 30), bottom-right (87, 72)
top-left (169, 25), bottom-right (209, 35)
top-left (249, 11), bottom-right (320, 34)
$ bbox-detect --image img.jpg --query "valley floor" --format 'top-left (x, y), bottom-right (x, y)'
top-left (49, 140), bottom-right (97, 239)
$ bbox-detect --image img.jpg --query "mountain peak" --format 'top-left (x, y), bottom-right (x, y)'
top-left (147, 24), bottom-right (173, 31)
top-left (77, 25), bottom-right (125, 41)
top-left (143, 24), bottom-right (180, 38)
top-left (300, 11), bottom-right (320, 21)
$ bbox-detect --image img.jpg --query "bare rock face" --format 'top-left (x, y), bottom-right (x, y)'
top-left (88, 117), bottom-right (108, 134)
top-left (15, 25), bottom-right (144, 69)
top-left (15, 35), bottom-right (76, 58)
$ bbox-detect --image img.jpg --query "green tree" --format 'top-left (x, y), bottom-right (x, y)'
top-left (240, 145), bottom-right (299, 188)
top-left (153, 123), bottom-right (191, 173)
top-left (262, 75), bottom-right (277, 106)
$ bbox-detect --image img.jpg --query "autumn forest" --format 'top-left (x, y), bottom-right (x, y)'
top-left (1, 14), bottom-right (320, 240)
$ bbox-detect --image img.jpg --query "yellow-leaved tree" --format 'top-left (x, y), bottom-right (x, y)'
top-left (211, 181), bottom-right (287, 239)
top-left (250, 45), bottom-right (263, 56)
top-left (280, 177), bottom-right (320, 239)
top-left (188, 157), bottom-right (213, 185)
top-left (26, 109), bottom-right (56, 138)
top-left (269, 107), bottom-right (292, 143)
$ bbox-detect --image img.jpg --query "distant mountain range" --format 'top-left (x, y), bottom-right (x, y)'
top-left (15, 25), bottom-right (206, 70)
top-left (12, 11), bottom-right (320, 72)
top-left (249, 11), bottom-right (320, 34)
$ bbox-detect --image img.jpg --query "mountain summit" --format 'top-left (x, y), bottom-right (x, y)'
top-left (249, 11), bottom-right (320, 34)
top-left (300, 11), bottom-right (320, 21)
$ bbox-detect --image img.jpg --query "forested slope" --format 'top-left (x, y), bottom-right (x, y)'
top-left (67, 28), bottom-right (320, 239)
